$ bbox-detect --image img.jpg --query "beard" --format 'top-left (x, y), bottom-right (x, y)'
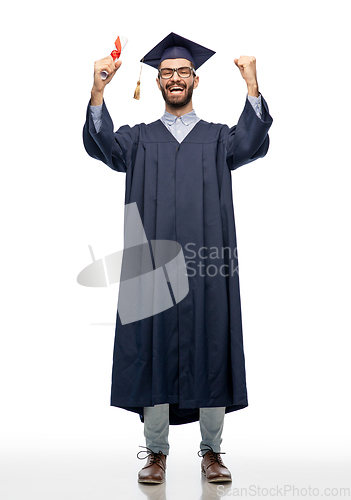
top-left (160, 80), bottom-right (195, 109)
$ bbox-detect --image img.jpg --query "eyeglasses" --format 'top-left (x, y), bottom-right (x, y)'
top-left (158, 67), bottom-right (195, 79)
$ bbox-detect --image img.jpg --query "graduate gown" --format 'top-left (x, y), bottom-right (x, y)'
top-left (83, 95), bottom-right (273, 425)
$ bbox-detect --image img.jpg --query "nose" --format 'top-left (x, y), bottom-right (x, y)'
top-left (172, 69), bottom-right (181, 81)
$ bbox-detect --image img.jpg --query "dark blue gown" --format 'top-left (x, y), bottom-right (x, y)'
top-left (83, 96), bottom-right (273, 424)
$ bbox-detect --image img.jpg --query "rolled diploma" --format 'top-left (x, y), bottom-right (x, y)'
top-left (100, 36), bottom-right (128, 80)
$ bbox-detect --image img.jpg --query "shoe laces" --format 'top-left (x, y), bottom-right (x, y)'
top-left (137, 446), bottom-right (166, 472)
top-left (197, 444), bottom-right (228, 469)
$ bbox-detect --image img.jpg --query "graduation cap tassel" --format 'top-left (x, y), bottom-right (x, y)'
top-left (133, 79), bottom-right (141, 100)
top-left (133, 59), bottom-right (144, 100)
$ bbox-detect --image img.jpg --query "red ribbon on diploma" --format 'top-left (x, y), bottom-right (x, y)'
top-left (111, 37), bottom-right (122, 60)
top-left (100, 36), bottom-right (128, 80)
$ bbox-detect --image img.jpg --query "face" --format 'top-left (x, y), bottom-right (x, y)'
top-left (156, 58), bottom-right (199, 109)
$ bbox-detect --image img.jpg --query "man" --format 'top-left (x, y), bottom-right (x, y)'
top-left (83, 32), bottom-right (273, 484)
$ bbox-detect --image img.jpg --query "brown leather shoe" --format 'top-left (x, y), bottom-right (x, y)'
top-left (198, 446), bottom-right (232, 482)
top-left (137, 446), bottom-right (167, 484)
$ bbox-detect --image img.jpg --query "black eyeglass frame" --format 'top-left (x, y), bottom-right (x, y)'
top-left (158, 67), bottom-right (196, 79)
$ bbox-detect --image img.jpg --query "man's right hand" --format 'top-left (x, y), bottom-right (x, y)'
top-left (91, 56), bottom-right (122, 106)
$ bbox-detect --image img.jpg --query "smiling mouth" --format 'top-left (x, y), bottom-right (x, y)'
top-left (168, 86), bottom-right (185, 94)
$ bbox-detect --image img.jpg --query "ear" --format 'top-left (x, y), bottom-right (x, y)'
top-left (156, 77), bottom-right (162, 91)
top-left (193, 75), bottom-right (199, 89)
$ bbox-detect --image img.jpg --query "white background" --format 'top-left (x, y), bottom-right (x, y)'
top-left (1, 0), bottom-right (350, 498)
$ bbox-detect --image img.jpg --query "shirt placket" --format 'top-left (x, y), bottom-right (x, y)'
top-left (176, 117), bottom-right (183, 142)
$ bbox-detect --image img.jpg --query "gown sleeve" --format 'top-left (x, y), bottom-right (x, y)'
top-left (226, 94), bottom-right (273, 171)
top-left (83, 100), bottom-right (138, 173)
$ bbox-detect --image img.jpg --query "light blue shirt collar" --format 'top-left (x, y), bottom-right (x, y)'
top-left (161, 109), bottom-right (198, 126)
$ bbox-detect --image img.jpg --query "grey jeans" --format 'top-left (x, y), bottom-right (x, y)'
top-left (143, 404), bottom-right (226, 455)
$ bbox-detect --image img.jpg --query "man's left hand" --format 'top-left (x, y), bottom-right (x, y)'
top-left (234, 56), bottom-right (259, 97)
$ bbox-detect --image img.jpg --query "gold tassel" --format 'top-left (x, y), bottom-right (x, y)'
top-left (133, 60), bottom-right (143, 100)
top-left (133, 80), bottom-right (140, 100)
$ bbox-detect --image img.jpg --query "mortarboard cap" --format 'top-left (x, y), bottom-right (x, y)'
top-left (141, 32), bottom-right (216, 71)
top-left (133, 32), bottom-right (215, 100)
